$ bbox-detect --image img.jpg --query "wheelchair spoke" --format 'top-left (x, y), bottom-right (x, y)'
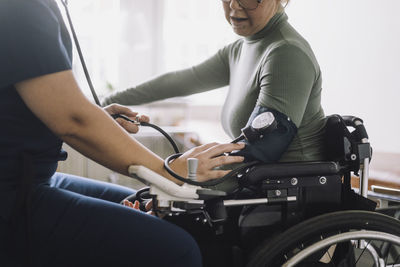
top-left (385, 243), bottom-right (392, 266)
top-left (317, 234), bottom-right (336, 266)
top-left (394, 253), bottom-right (400, 266)
top-left (354, 239), bottom-right (372, 265)
top-left (326, 247), bottom-right (336, 267)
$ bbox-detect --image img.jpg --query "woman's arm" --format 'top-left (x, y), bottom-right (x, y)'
top-left (257, 44), bottom-right (316, 127)
top-left (15, 70), bottom-right (244, 183)
top-left (102, 47), bottom-right (231, 106)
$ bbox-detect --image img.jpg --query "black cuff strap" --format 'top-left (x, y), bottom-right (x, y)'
top-left (231, 106), bottom-right (297, 163)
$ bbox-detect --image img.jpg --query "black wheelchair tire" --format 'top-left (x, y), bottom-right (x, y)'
top-left (246, 210), bottom-right (400, 267)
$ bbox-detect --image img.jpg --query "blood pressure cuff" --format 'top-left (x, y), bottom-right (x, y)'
top-left (231, 106), bottom-right (297, 163)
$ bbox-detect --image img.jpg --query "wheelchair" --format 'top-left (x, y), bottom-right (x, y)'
top-left (127, 114), bottom-right (400, 267)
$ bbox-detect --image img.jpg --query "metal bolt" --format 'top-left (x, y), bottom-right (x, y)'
top-left (275, 190), bottom-right (282, 196)
top-left (351, 154), bottom-right (357, 161)
top-left (195, 217), bottom-right (200, 222)
top-left (319, 176), bottom-right (327, 185)
top-left (291, 178), bottom-right (298, 185)
top-left (202, 219), bottom-right (208, 224)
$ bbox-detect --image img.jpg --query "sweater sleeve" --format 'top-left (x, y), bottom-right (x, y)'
top-left (256, 44), bottom-right (317, 127)
top-left (102, 46), bottom-right (231, 106)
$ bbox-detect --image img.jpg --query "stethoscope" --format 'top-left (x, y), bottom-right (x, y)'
top-left (60, 0), bottom-right (276, 186)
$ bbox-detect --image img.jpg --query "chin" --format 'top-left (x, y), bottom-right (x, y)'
top-left (231, 27), bottom-right (247, 36)
top-left (233, 29), bottom-right (250, 37)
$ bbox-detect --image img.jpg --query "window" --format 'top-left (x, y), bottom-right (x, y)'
top-left (161, 0), bottom-right (237, 105)
top-left (64, 0), bottom-right (237, 105)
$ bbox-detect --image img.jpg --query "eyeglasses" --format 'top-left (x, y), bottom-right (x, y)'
top-left (221, 0), bottom-right (263, 10)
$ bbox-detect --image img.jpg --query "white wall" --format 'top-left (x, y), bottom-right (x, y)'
top-left (286, 0), bottom-right (400, 153)
top-left (67, 0), bottom-right (400, 154)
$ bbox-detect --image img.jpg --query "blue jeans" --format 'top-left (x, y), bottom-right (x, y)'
top-left (1, 173), bottom-right (201, 267)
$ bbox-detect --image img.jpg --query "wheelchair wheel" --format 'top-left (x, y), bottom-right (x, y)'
top-left (281, 230), bottom-right (400, 267)
top-left (246, 210), bottom-right (400, 267)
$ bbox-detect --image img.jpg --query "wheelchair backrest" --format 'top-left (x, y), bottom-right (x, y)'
top-left (324, 114), bottom-right (370, 173)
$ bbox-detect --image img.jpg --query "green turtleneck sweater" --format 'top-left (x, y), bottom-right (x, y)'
top-left (103, 12), bottom-right (326, 162)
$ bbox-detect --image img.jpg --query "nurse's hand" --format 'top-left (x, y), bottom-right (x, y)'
top-left (169, 142), bottom-right (245, 183)
top-left (122, 199), bottom-right (157, 217)
top-left (103, 103), bottom-right (149, 134)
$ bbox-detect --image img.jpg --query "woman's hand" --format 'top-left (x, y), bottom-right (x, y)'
top-left (169, 142), bottom-right (245, 182)
top-left (103, 103), bottom-right (149, 134)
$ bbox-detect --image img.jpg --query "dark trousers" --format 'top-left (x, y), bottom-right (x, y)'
top-left (0, 173), bottom-right (201, 267)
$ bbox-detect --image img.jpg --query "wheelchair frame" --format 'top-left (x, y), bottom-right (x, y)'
top-left (127, 115), bottom-right (400, 266)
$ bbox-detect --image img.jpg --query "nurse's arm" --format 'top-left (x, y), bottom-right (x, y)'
top-left (15, 70), bottom-right (244, 182)
top-left (15, 70), bottom-right (169, 178)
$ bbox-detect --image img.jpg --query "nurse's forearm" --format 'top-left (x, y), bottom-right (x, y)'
top-left (15, 70), bottom-right (169, 178)
top-left (60, 104), bottom-right (166, 177)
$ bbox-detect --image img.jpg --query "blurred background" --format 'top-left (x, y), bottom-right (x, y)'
top-left (57, 0), bottom-right (400, 187)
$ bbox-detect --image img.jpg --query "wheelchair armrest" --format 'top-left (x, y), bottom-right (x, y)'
top-left (128, 165), bottom-right (227, 201)
top-left (242, 161), bottom-right (342, 186)
top-left (128, 165), bottom-right (200, 199)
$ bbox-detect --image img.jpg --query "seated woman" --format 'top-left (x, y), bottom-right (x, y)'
top-left (104, 2), bottom-right (328, 263)
top-left (102, 0), bottom-right (327, 166)
top-left (0, 0), bottom-right (245, 266)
